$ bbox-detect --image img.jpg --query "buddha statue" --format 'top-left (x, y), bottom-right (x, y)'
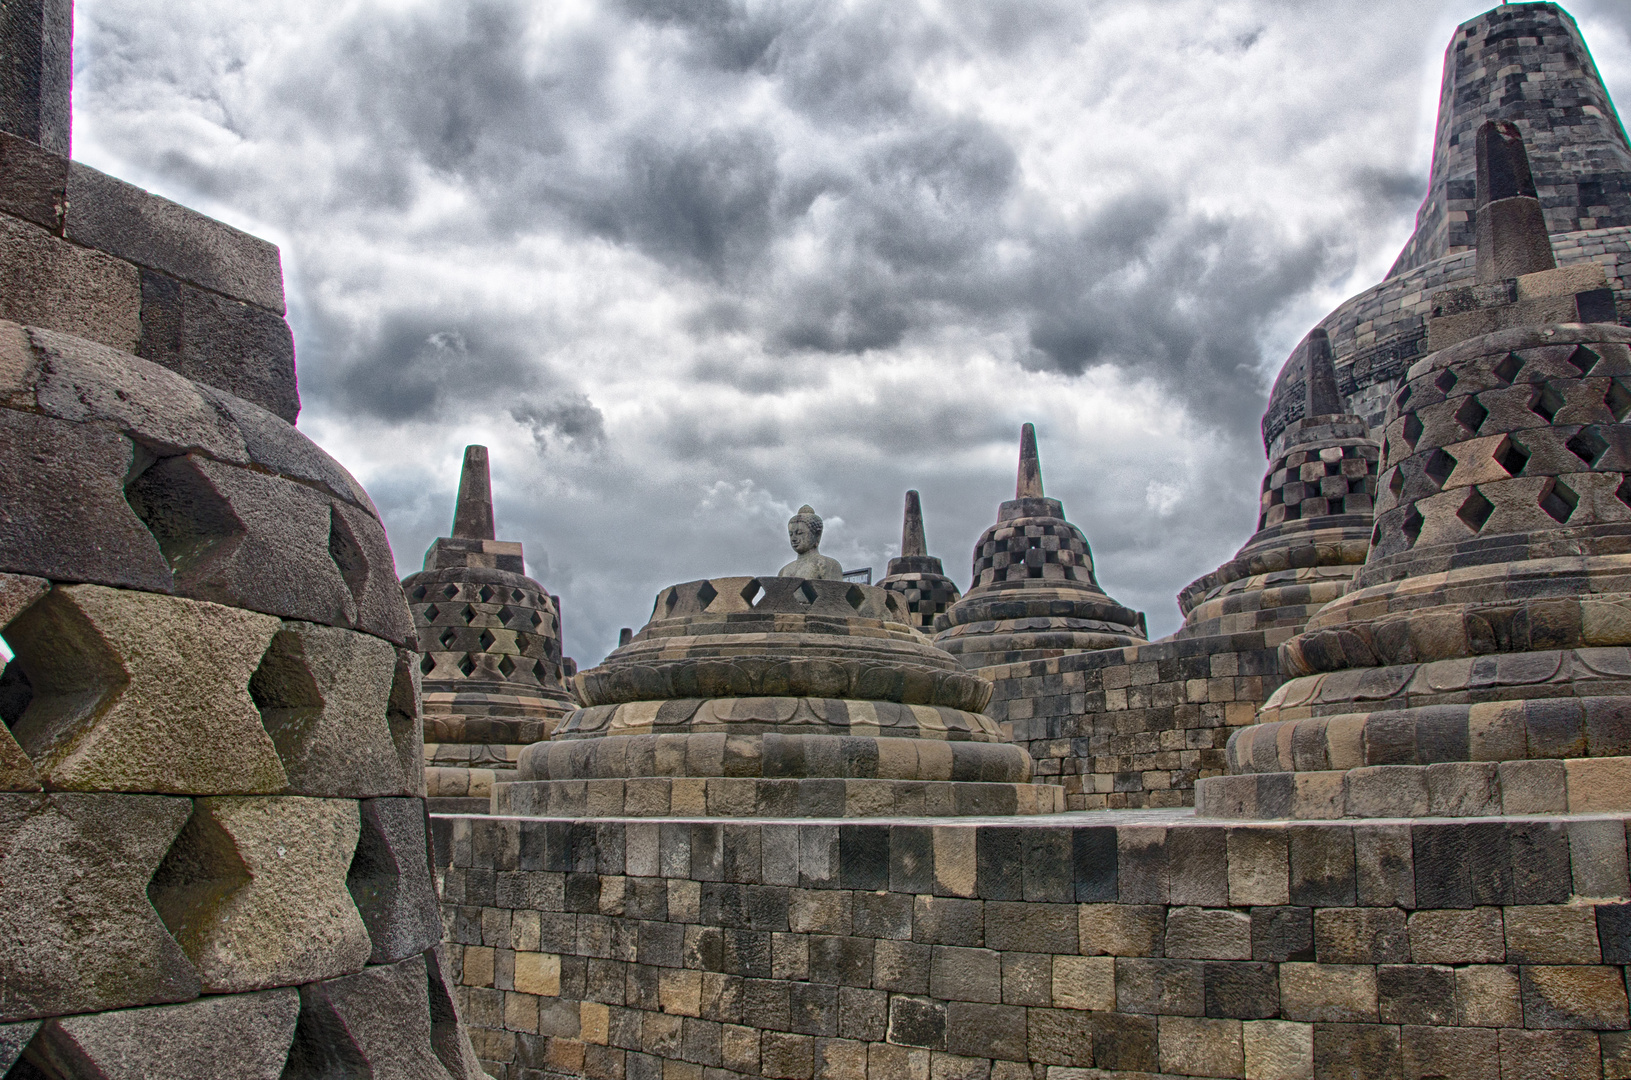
top-left (777, 505), bottom-right (844, 580)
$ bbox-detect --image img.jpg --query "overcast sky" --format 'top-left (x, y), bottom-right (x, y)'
top-left (69, 0), bottom-right (1631, 665)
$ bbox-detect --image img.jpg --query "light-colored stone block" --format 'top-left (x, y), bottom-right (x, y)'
top-left (1243, 1019), bottom-right (1312, 1080)
top-left (1051, 955), bottom-right (1115, 1011)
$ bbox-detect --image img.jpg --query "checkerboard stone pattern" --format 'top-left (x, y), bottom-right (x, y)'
top-left (501, 575), bottom-right (1062, 817)
top-left (438, 809), bottom-right (1631, 1080)
top-left (403, 446), bottom-right (576, 814)
top-left (878, 490), bottom-right (962, 631)
top-left (935, 425), bottom-right (1148, 670)
top-left (1261, 4), bottom-right (1631, 459)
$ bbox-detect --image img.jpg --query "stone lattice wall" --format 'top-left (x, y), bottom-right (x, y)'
top-left (984, 638), bottom-right (1280, 811)
top-left (437, 810), bottom-right (1631, 1080)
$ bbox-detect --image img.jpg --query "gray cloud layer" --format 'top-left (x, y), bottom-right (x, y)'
top-left (69, 0), bottom-right (1631, 661)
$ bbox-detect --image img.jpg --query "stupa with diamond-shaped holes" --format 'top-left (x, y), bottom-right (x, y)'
top-left (401, 446), bottom-right (574, 811)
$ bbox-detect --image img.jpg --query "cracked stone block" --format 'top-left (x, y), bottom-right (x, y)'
top-left (282, 953), bottom-right (456, 1080)
top-left (5, 584), bottom-right (287, 794)
top-left (0, 792), bottom-right (198, 1020)
top-left (147, 796), bottom-right (370, 993)
top-left (26, 988), bottom-right (299, 1080)
top-left (252, 622), bottom-right (417, 797)
top-left (425, 945), bottom-right (488, 1080)
top-left (348, 798), bottom-right (442, 964)
top-left (0, 407), bottom-right (171, 590)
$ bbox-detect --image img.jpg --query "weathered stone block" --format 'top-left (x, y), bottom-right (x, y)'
top-left (1521, 965), bottom-right (1630, 1029)
top-left (1397, 1023), bottom-right (1497, 1080)
top-left (1079, 903), bottom-right (1164, 956)
top-left (1278, 963), bottom-right (1378, 1022)
top-left (1314, 907), bottom-right (1409, 965)
top-left (148, 796), bottom-right (371, 992)
top-left (255, 621), bottom-right (418, 797)
top-left (282, 954), bottom-right (455, 1079)
top-left (1407, 908), bottom-right (1505, 964)
top-left (6, 584), bottom-right (287, 793)
top-left (1051, 955), bottom-right (1114, 1011)
top-left (1159, 1015), bottom-right (1243, 1078)
top-left (0, 792), bottom-right (198, 1020)
top-left (27, 988), bottom-right (299, 1080)
top-left (64, 162), bottom-right (285, 313)
top-left (1505, 905), bottom-right (1600, 964)
top-left (1165, 906), bottom-right (1252, 960)
top-left (1243, 1019), bottom-right (1311, 1080)
top-left (0, 214), bottom-right (140, 351)
top-left (349, 798), bottom-right (443, 964)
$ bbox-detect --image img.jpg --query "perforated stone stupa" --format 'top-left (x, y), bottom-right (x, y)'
top-left (402, 445), bottom-right (574, 813)
top-left (0, 2), bottom-right (482, 1067)
top-left (934, 423), bottom-right (1147, 669)
top-left (877, 489), bottom-right (961, 631)
top-left (1199, 122), bottom-right (1631, 821)
top-left (500, 517), bottom-right (1062, 817)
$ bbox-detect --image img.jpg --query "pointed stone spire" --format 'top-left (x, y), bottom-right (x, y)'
top-left (1015, 423), bottom-right (1043, 499)
top-left (1304, 329), bottom-right (1344, 418)
top-left (1475, 120), bottom-right (1557, 284)
top-left (901, 490), bottom-right (927, 557)
top-left (450, 445), bottom-right (496, 541)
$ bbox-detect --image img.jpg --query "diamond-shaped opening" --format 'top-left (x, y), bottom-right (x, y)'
top-left (797, 581), bottom-right (818, 604)
top-left (419, 653), bottom-right (434, 676)
top-left (1540, 478), bottom-right (1579, 523)
top-left (1424, 448), bottom-right (1455, 488)
top-left (1435, 369), bottom-right (1458, 393)
top-left (327, 506), bottom-right (370, 602)
top-left (147, 803), bottom-right (251, 965)
top-left (1568, 346), bottom-right (1601, 375)
top-left (459, 604), bottom-right (475, 624)
top-left (846, 585), bottom-right (866, 610)
top-left (497, 604), bottom-right (515, 626)
top-left (478, 585), bottom-right (495, 603)
top-left (533, 660), bottom-right (550, 681)
top-left (457, 654), bottom-right (476, 677)
top-left (1618, 476), bottom-right (1631, 510)
top-left (124, 451), bottom-right (246, 579)
top-left (497, 655), bottom-right (516, 678)
top-left (885, 594), bottom-right (902, 615)
top-left (1493, 352), bottom-right (1524, 384)
top-left (1402, 505), bottom-right (1424, 547)
top-left (479, 629), bottom-right (496, 651)
top-left (696, 581), bottom-right (719, 609)
top-left (1531, 384), bottom-right (1565, 422)
top-left (1457, 488), bottom-right (1494, 532)
top-left (250, 629), bottom-right (325, 764)
top-left (1380, 439), bottom-right (1390, 463)
top-left (422, 604), bottom-right (440, 622)
top-left (512, 589), bottom-right (526, 601)
top-left (1607, 380), bottom-right (1631, 422)
top-left (1388, 469), bottom-right (1405, 499)
top-left (1402, 412), bottom-right (1423, 449)
top-left (1395, 385), bottom-right (1413, 409)
top-left (531, 610), bottom-right (544, 630)
top-left (1567, 426), bottom-right (1610, 466)
top-left (438, 627), bottom-right (457, 649)
top-left (1495, 436), bottom-right (1530, 476)
top-left (441, 583), bottom-right (459, 600)
top-left (1454, 397), bottom-right (1488, 435)
top-left (410, 585), bottom-right (426, 601)
top-left (663, 589), bottom-right (679, 615)
top-left (741, 579), bottom-right (765, 607)
top-left (1371, 522), bottom-right (1383, 546)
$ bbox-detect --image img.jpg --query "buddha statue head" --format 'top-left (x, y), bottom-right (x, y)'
top-left (779, 505), bottom-right (844, 580)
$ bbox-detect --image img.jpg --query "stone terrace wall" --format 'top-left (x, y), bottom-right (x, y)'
top-left (436, 809), bottom-right (1631, 1079)
top-left (983, 634), bottom-right (1282, 811)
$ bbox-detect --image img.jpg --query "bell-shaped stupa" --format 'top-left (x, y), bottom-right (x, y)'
top-left (934, 424), bottom-right (1147, 669)
top-left (401, 446), bottom-right (574, 811)
top-left (1175, 329), bottom-right (1381, 642)
top-left (500, 505), bottom-right (1061, 817)
top-left (877, 490), bottom-right (961, 631)
top-left (1199, 122), bottom-right (1631, 820)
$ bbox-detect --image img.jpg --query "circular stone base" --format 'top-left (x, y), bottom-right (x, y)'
top-left (493, 776), bottom-right (1066, 818)
top-left (1195, 754), bottom-right (1631, 819)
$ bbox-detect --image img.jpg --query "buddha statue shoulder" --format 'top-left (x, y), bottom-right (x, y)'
top-left (777, 505), bottom-right (845, 580)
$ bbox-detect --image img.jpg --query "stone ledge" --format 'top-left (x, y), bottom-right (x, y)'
top-left (493, 777), bottom-right (1067, 819)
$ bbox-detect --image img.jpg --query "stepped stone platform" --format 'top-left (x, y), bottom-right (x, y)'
top-left (934, 424), bottom-right (1148, 670)
top-left (404, 446), bottom-right (575, 814)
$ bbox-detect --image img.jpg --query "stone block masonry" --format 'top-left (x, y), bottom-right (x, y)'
top-left (438, 808), bottom-right (1631, 1079)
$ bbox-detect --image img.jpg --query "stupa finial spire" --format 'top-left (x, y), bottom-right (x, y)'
top-left (1016, 423), bottom-right (1043, 499)
top-left (1304, 328), bottom-right (1343, 418)
top-left (451, 445), bottom-right (496, 540)
top-left (901, 490), bottom-right (927, 557)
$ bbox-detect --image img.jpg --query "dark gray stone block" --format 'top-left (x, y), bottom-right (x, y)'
top-left (65, 162), bottom-right (284, 312)
top-left (0, 0), bottom-right (70, 154)
top-left (139, 270), bottom-right (298, 423)
top-left (0, 131), bottom-right (63, 229)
